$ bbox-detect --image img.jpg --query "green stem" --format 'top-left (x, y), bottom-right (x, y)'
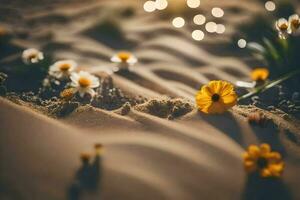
top-left (238, 69), bottom-right (300, 101)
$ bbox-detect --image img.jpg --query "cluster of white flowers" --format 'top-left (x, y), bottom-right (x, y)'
top-left (275, 14), bottom-right (300, 39)
top-left (21, 48), bottom-right (138, 98)
top-left (48, 60), bottom-right (100, 97)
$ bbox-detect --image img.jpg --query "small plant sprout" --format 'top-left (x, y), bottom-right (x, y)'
top-left (288, 14), bottom-right (300, 34)
top-left (80, 152), bottom-right (91, 164)
top-left (49, 60), bottom-right (77, 79)
top-left (195, 80), bottom-right (237, 114)
top-left (22, 48), bottom-right (44, 64)
top-left (111, 51), bottom-right (138, 71)
top-left (70, 71), bottom-right (100, 98)
top-left (94, 143), bottom-right (103, 156)
top-left (275, 18), bottom-right (289, 39)
top-left (243, 144), bottom-right (284, 178)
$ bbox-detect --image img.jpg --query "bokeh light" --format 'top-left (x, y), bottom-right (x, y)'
top-left (238, 39), bottom-right (247, 48)
top-left (211, 7), bottom-right (224, 18)
top-left (155, 0), bottom-right (168, 10)
top-left (205, 22), bottom-right (217, 33)
top-left (143, 0), bottom-right (226, 41)
top-left (216, 24), bottom-right (226, 34)
top-left (187, 0), bottom-right (201, 8)
top-left (192, 30), bottom-right (205, 41)
top-left (265, 1), bottom-right (276, 12)
top-left (144, 1), bottom-right (156, 12)
top-left (172, 17), bottom-right (185, 28)
top-left (193, 14), bottom-right (206, 25)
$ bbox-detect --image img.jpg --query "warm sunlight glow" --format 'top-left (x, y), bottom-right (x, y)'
top-left (212, 7), bottom-right (224, 18)
top-left (193, 14), bottom-right (206, 25)
top-left (238, 39), bottom-right (247, 48)
top-left (144, 1), bottom-right (156, 12)
top-left (205, 22), bottom-right (217, 33)
top-left (172, 17), bottom-right (185, 28)
top-left (216, 24), bottom-right (226, 34)
top-left (155, 0), bottom-right (168, 10)
top-left (192, 30), bottom-right (205, 41)
top-left (187, 0), bottom-right (200, 8)
top-left (265, 1), bottom-right (276, 12)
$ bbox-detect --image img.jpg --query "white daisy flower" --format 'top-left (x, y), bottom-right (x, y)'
top-left (111, 51), bottom-right (138, 71)
top-left (275, 18), bottom-right (289, 39)
top-left (288, 14), bottom-right (300, 34)
top-left (70, 71), bottom-right (100, 98)
top-left (22, 48), bottom-right (44, 64)
top-left (49, 60), bottom-right (77, 79)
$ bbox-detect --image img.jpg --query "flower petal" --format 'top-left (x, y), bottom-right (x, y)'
top-left (244, 160), bottom-right (257, 172)
top-left (208, 80), bottom-right (223, 94)
top-left (207, 102), bottom-right (226, 114)
top-left (221, 92), bottom-right (237, 108)
top-left (87, 88), bottom-right (96, 97)
top-left (268, 163), bottom-right (284, 177)
top-left (267, 152), bottom-right (282, 164)
top-left (111, 55), bottom-right (122, 63)
top-left (260, 168), bottom-right (272, 177)
top-left (260, 143), bottom-right (271, 155)
top-left (247, 145), bottom-right (260, 159)
top-left (195, 87), bottom-right (213, 113)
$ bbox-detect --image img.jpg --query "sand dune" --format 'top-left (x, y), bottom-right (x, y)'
top-left (1, 0), bottom-right (300, 199)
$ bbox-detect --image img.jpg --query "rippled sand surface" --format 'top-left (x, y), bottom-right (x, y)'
top-left (1, 0), bottom-right (300, 199)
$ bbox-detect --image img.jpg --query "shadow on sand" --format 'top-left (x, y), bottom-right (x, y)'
top-left (242, 173), bottom-right (292, 200)
top-left (198, 111), bottom-right (293, 200)
top-left (198, 111), bottom-right (244, 145)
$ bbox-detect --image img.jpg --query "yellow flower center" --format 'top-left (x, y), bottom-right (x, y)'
top-left (28, 53), bottom-right (37, 60)
top-left (78, 77), bottom-right (91, 88)
top-left (279, 23), bottom-right (288, 31)
top-left (59, 63), bottom-right (71, 71)
top-left (60, 88), bottom-right (74, 100)
top-left (257, 157), bottom-right (268, 169)
top-left (292, 20), bottom-right (300, 28)
top-left (118, 52), bottom-right (131, 62)
top-left (211, 93), bottom-right (220, 102)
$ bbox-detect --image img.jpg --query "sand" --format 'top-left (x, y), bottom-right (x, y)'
top-left (1, 0), bottom-right (300, 199)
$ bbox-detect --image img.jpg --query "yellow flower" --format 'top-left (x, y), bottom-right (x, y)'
top-left (111, 51), bottom-right (138, 71)
top-left (195, 80), bottom-right (237, 114)
top-left (243, 144), bottom-right (284, 178)
top-left (60, 88), bottom-right (75, 101)
top-left (251, 68), bottom-right (269, 81)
